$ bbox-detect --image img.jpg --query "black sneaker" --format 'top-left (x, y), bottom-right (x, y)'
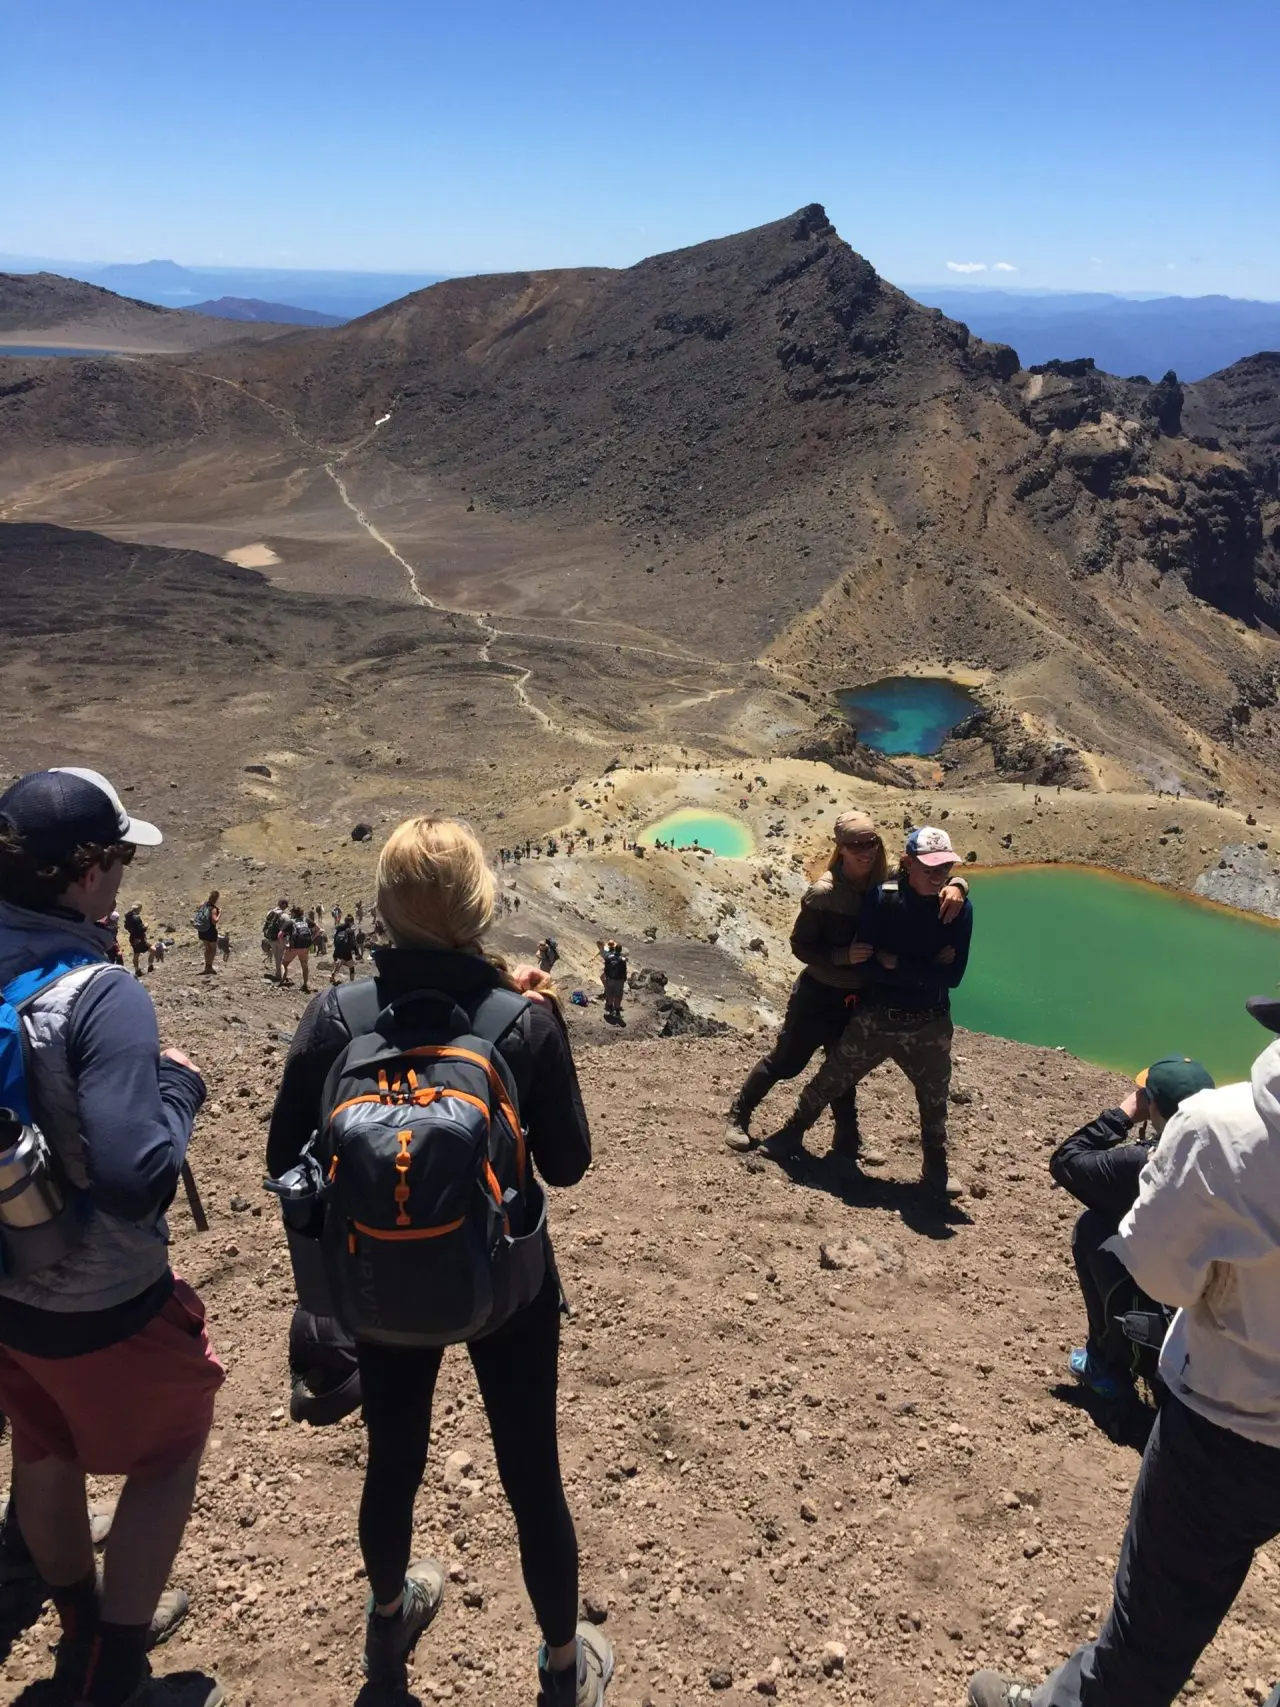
top-left (761, 1120), bottom-right (808, 1162)
top-left (538, 1623), bottom-right (615, 1706)
top-left (920, 1148), bottom-right (962, 1200)
top-left (362, 1560), bottom-right (445, 1691)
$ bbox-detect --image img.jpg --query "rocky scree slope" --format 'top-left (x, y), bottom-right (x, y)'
top-left (4, 975), bottom-right (1279, 1707)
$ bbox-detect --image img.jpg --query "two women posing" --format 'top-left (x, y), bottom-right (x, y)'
top-left (727, 811), bottom-right (973, 1200)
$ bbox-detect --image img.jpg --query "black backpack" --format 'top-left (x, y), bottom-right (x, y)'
top-left (334, 926), bottom-right (356, 960)
top-left (603, 950), bottom-right (627, 982)
top-left (289, 918), bottom-right (314, 949)
top-left (263, 908), bottom-right (284, 942)
top-left (313, 982), bottom-right (547, 1347)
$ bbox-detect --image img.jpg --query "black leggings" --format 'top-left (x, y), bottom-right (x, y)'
top-left (356, 1275), bottom-right (578, 1645)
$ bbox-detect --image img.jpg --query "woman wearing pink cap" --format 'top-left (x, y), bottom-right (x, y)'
top-left (763, 825), bottom-right (973, 1201)
top-left (726, 814), bottom-right (967, 1168)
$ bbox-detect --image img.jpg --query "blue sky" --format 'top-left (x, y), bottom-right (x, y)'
top-left (6, 0), bottom-right (1279, 295)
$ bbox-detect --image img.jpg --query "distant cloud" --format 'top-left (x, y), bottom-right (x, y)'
top-left (1089, 256), bottom-right (1104, 268)
top-left (946, 261), bottom-right (987, 274)
top-left (992, 261), bottom-right (1017, 272)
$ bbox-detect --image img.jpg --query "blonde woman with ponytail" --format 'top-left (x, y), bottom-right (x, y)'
top-left (266, 817), bottom-right (610, 1705)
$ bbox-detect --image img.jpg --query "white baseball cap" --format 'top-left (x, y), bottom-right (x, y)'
top-left (905, 826), bottom-right (957, 867)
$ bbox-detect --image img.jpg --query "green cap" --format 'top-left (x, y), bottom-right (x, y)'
top-left (1135, 1056), bottom-right (1215, 1118)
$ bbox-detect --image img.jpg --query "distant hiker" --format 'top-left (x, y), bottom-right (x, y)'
top-left (356, 899), bottom-right (365, 925)
top-left (218, 930), bottom-right (231, 964)
top-left (123, 905), bottom-right (156, 976)
top-left (331, 915), bottom-right (358, 984)
top-left (193, 888), bottom-right (220, 975)
top-left (265, 816), bottom-right (610, 1705)
top-left (102, 910), bottom-right (124, 966)
top-left (332, 902), bottom-right (342, 928)
top-left (0, 766), bottom-right (221, 1704)
top-left (262, 897), bottom-right (289, 982)
top-left (598, 940), bottom-right (628, 1023)
top-left (1050, 1055), bottom-right (1213, 1405)
top-left (729, 814), bottom-right (967, 1166)
top-left (969, 1000), bottom-right (1280, 1707)
top-left (308, 910), bottom-right (328, 957)
top-left (765, 827), bottom-right (973, 1201)
top-left (537, 937), bottom-right (560, 975)
top-left (281, 906), bottom-right (313, 992)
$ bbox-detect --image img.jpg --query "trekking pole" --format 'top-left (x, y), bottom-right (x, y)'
top-left (180, 1160), bottom-right (209, 1233)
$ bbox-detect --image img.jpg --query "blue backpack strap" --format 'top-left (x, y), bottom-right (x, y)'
top-left (1, 952), bottom-right (105, 1125)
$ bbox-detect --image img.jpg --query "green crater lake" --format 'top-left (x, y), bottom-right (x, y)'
top-left (641, 810), bottom-right (753, 858)
top-left (955, 866), bottom-right (1280, 1084)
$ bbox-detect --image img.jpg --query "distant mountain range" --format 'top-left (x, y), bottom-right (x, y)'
top-left (0, 255), bottom-right (444, 322)
top-left (906, 287), bottom-right (1280, 383)
top-left (3, 252), bottom-right (1277, 377)
top-left (188, 296), bottom-right (345, 327)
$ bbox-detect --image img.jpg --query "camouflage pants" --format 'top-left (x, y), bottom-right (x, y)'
top-left (793, 1006), bottom-right (953, 1149)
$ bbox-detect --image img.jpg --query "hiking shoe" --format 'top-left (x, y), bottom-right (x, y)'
top-left (920, 1149), bottom-right (962, 1200)
top-left (149, 1588), bottom-right (189, 1647)
top-left (362, 1559), bottom-right (445, 1691)
top-left (89, 1501), bottom-right (116, 1548)
top-left (725, 1104), bottom-right (756, 1152)
top-left (55, 1586), bottom-right (189, 1693)
top-left (538, 1622), bottom-right (615, 1706)
top-left (761, 1121), bottom-right (808, 1162)
top-left (967, 1670), bottom-right (1037, 1707)
top-left (1068, 1347), bottom-right (1125, 1401)
top-left (76, 1666), bottom-right (226, 1706)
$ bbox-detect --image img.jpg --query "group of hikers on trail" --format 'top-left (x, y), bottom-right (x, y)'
top-left (258, 900), bottom-right (383, 993)
top-left (1, 765), bottom-right (1279, 1707)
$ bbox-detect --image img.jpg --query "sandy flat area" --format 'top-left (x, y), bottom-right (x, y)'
top-left (223, 542), bottom-right (282, 568)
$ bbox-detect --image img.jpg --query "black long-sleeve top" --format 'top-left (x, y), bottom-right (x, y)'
top-left (266, 946), bottom-right (592, 1189)
top-left (1049, 1107), bottom-right (1154, 1221)
top-left (862, 881), bottom-right (973, 1012)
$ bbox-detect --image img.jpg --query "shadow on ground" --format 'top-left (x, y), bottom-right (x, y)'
top-left (746, 1148), bottom-right (974, 1240)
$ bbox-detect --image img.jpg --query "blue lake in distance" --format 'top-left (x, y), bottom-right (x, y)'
top-left (0, 345), bottom-right (122, 358)
top-left (838, 676), bottom-right (980, 756)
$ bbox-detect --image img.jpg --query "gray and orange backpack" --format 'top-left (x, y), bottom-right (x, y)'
top-left (313, 982), bottom-right (547, 1347)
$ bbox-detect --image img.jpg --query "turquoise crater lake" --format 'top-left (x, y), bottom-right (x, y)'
top-left (955, 866), bottom-right (1280, 1084)
top-left (838, 676), bottom-right (980, 756)
top-left (641, 810), bottom-right (753, 858)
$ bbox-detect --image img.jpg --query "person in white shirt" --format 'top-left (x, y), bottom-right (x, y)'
top-left (969, 996), bottom-right (1280, 1707)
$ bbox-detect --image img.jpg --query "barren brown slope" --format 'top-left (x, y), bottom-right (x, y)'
top-left (0, 271), bottom-right (298, 352)
top-left (5, 990), bottom-right (1280, 1707)
top-left (1, 211), bottom-right (1278, 805)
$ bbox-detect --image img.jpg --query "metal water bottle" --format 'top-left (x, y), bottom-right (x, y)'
top-left (264, 1149), bottom-right (334, 1316)
top-left (0, 1107), bottom-right (66, 1230)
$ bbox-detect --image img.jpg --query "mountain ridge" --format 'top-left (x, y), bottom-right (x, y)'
top-left (1, 206), bottom-right (1277, 807)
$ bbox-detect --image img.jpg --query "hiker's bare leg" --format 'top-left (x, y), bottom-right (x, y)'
top-left (13, 1456), bottom-right (94, 1588)
top-left (99, 1450), bottom-right (203, 1625)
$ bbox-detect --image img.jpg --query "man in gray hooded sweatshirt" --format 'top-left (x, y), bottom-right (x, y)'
top-left (970, 997), bottom-right (1280, 1707)
top-left (0, 768), bottom-right (222, 1707)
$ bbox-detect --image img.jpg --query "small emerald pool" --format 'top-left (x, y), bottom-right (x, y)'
top-left (838, 676), bottom-right (980, 755)
top-left (955, 866), bottom-right (1280, 1083)
top-left (640, 809), bottom-right (753, 858)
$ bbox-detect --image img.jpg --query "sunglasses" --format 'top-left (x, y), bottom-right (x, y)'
top-left (842, 837), bottom-right (881, 852)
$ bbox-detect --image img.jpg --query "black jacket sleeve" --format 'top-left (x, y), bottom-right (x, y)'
top-left (266, 990), bottom-right (346, 1178)
top-left (1049, 1108), bottom-right (1151, 1218)
top-left (519, 998), bottom-right (592, 1187)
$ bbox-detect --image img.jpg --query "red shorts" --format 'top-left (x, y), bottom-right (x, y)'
top-left (0, 1278), bottom-right (224, 1477)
